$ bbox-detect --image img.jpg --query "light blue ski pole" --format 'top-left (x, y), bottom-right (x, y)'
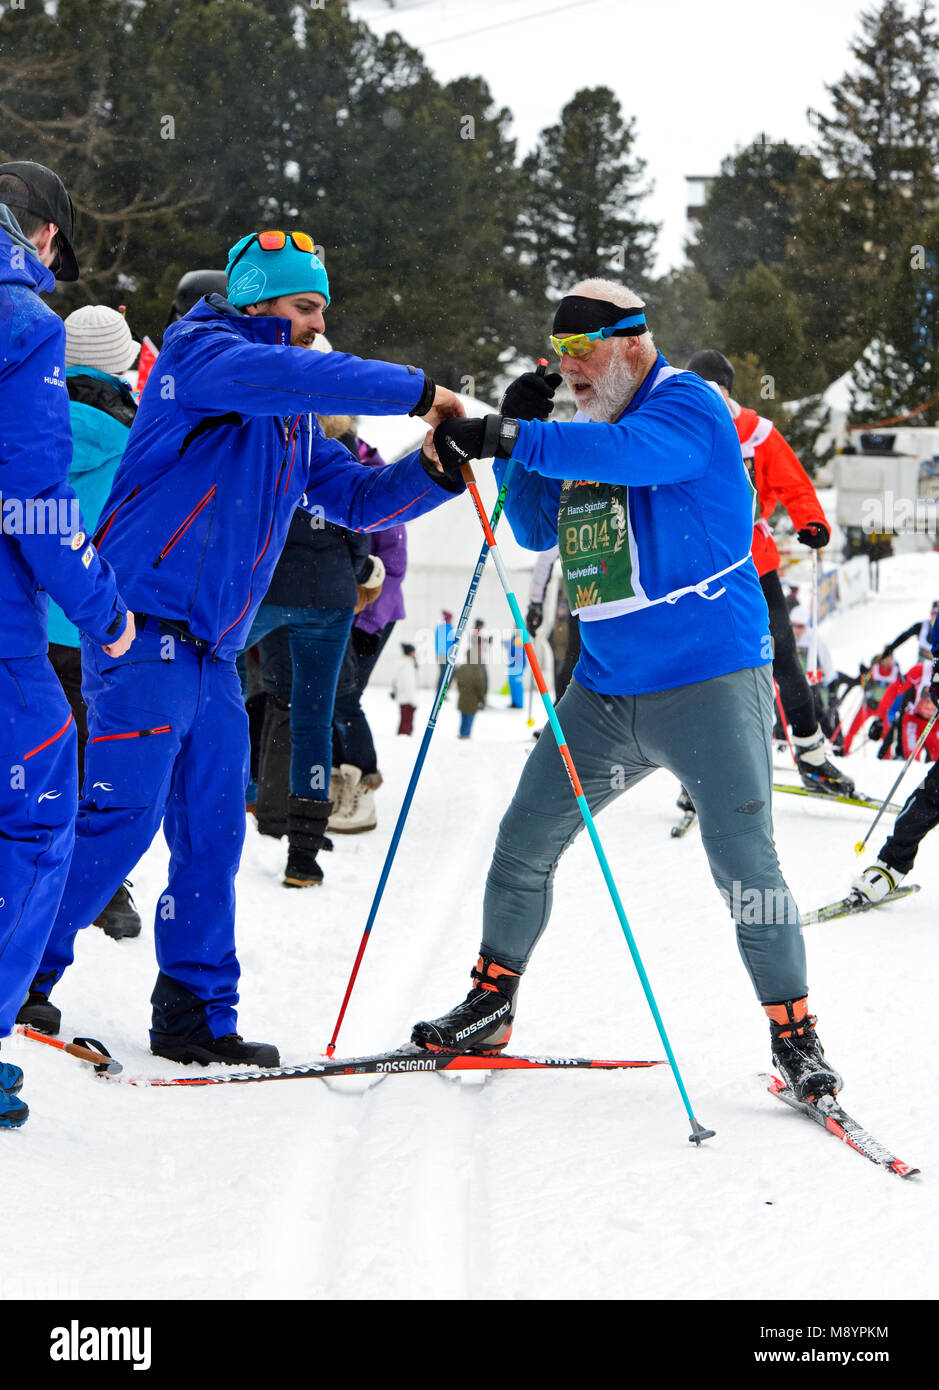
top-left (460, 461), bottom-right (715, 1146)
top-left (326, 457), bottom-right (519, 1056)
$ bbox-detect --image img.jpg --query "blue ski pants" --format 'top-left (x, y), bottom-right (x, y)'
top-left (482, 667), bottom-right (807, 1005)
top-left (34, 628), bottom-right (249, 1037)
top-left (0, 656), bottom-right (79, 1039)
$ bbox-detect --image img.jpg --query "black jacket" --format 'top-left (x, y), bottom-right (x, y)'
top-left (261, 431), bottom-right (372, 609)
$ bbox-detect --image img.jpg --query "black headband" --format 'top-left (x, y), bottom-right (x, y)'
top-left (552, 295), bottom-right (648, 337)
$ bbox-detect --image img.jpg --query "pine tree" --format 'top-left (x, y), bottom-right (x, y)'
top-left (647, 267), bottom-right (720, 367)
top-left (688, 137), bottom-right (821, 300)
top-left (719, 263), bottom-right (826, 401)
top-left (785, 0), bottom-right (939, 386)
top-left (519, 87), bottom-right (658, 294)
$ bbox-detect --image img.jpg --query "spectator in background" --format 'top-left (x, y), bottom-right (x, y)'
top-left (456, 660), bottom-right (486, 739)
top-left (44, 304), bottom-right (143, 941)
top-left (505, 632), bottom-right (525, 709)
top-left (241, 400), bottom-right (384, 888)
top-left (435, 610), bottom-right (455, 690)
top-left (331, 436), bottom-right (408, 835)
top-left (472, 618), bottom-right (490, 702)
top-left (164, 269), bottom-right (228, 334)
top-left (392, 643), bottom-right (419, 736)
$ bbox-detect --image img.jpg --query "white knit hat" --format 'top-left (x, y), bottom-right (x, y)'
top-left (63, 304), bottom-right (140, 375)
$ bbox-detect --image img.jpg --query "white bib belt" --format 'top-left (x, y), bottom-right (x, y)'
top-left (576, 552), bottom-right (752, 621)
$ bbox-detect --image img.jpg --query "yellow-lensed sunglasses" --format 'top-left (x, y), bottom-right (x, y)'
top-left (549, 311), bottom-right (647, 358)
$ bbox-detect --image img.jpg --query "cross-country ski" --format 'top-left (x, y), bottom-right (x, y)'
top-left (763, 1074), bottom-right (920, 1179)
top-left (802, 884), bottom-right (920, 925)
top-left (101, 1045), bottom-right (667, 1087)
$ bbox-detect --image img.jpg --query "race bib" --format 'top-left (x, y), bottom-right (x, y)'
top-left (557, 480), bottom-right (640, 613)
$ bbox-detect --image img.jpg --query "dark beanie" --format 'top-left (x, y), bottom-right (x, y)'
top-left (686, 349), bottom-right (735, 392)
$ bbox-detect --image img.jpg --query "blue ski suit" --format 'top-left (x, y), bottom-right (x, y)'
top-left (0, 217), bottom-right (128, 1040)
top-left (32, 294), bottom-right (457, 1042)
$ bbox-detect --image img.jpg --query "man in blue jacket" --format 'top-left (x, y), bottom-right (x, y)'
top-left (410, 278), bottom-right (841, 1105)
top-left (0, 161), bottom-right (134, 1128)
top-left (20, 227), bottom-right (464, 1068)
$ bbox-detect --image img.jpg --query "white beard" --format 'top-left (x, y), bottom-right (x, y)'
top-left (574, 351), bottom-right (646, 422)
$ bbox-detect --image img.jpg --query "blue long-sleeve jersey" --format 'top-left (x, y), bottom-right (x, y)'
top-left (93, 295), bottom-right (457, 659)
top-left (495, 355), bottom-right (771, 695)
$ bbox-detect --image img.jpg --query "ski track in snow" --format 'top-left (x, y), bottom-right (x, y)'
top-left (2, 552), bottom-right (938, 1301)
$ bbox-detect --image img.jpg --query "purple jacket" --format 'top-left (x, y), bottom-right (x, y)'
top-left (354, 440), bottom-right (408, 636)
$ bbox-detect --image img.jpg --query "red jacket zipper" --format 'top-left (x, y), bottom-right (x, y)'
top-left (211, 425), bottom-right (300, 655)
top-left (89, 725), bottom-right (172, 744)
top-left (24, 713), bottom-right (74, 761)
top-left (153, 486), bottom-right (217, 567)
top-left (94, 486), bottom-right (140, 552)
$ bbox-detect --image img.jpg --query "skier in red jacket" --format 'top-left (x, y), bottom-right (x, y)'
top-left (874, 661), bottom-right (939, 761)
top-left (686, 351), bottom-right (853, 796)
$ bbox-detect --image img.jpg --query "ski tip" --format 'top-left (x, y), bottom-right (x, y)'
top-left (890, 1160), bottom-right (921, 1179)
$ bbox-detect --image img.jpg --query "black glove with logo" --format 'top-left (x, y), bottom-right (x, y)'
top-left (526, 602), bottom-right (543, 634)
top-left (868, 718), bottom-right (884, 742)
top-left (424, 416), bottom-right (517, 485)
top-left (798, 522), bottom-right (830, 549)
top-left (500, 370), bottom-right (562, 422)
top-left (930, 665), bottom-right (939, 706)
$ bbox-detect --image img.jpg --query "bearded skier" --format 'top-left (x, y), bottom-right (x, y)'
top-left (410, 279), bottom-right (841, 1105)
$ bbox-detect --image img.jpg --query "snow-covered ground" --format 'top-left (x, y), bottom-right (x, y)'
top-left (3, 552), bottom-right (937, 1302)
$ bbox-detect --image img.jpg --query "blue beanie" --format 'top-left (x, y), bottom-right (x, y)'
top-left (226, 233), bottom-right (330, 308)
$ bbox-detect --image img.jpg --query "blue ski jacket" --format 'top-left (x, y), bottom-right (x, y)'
top-left (494, 354), bottom-right (771, 695)
top-left (0, 216), bottom-right (127, 658)
top-left (93, 295), bottom-right (457, 659)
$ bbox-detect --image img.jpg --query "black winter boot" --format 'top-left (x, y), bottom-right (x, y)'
top-left (412, 956), bottom-right (521, 1054)
top-left (255, 695), bottom-right (291, 839)
top-left (16, 972), bottom-right (61, 1035)
top-left (94, 881), bottom-right (142, 940)
top-left (284, 796), bottom-right (332, 887)
top-left (151, 1033), bottom-right (280, 1067)
top-left (767, 999), bottom-right (842, 1102)
top-left (793, 733), bottom-right (855, 797)
top-left (149, 972), bottom-right (279, 1066)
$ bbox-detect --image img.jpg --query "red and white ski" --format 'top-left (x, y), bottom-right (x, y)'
top-left (105, 1046), bottom-right (667, 1087)
top-left (763, 1073), bottom-right (919, 1179)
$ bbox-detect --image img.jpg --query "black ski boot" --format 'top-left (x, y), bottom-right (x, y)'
top-left (283, 796), bottom-right (331, 887)
top-left (676, 785), bottom-right (694, 813)
top-left (412, 955), bottom-right (521, 1054)
top-left (150, 1032), bottom-right (280, 1067)
top-left (794, 734), bottom-right (855, 797)
top-left (15, 972), bottom-right (61, 1036)
top-left (767, 999), bottom-right (842, 1102)
top-left (94, 881), bottom-right (142, 940)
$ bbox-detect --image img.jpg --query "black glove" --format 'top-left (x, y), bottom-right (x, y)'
top-left (798, 522), bottom-right (830, 549)
top-left (868, 718), bottom-right (884, 741)
top-left (930, 668), bottom-right (939, 706)
top-left (429, 415), bottom-right (515, 479)
top-left (526, 602), bottom-right (543, 634)
top-left (500, 370), bottom-right (562, 422)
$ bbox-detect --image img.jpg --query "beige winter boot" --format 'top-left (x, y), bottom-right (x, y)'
top-left (329, 765), bottom-right (382, 834)
top-left (327, 766), bottom-right (352, 829)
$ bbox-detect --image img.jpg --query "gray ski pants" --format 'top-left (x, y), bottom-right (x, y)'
top-left (481, 666), bottom-right (807, 1005)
